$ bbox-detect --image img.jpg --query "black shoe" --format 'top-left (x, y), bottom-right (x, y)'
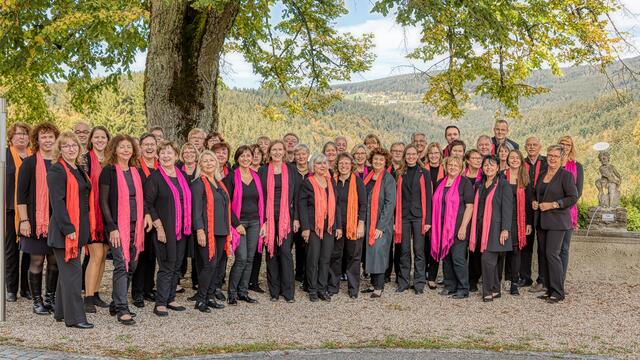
top-left (20, 290), bottom-right (32, 300)
top-left (483, 296), bottom-right (493, 302)
top-left (469, 284), bottom-right (478, 292)
top-left (270, 296), bottom-right (279, 302)
top-left (414, 288), bottom-right (424, 295)
top-left (67, 322), bottom-right (94, 329)
top-left (132, 298), bottom-right (145, 308)
top-left (84, 296), bottom-right (97, 313)
top-left (510, 283), bottom-right (520, 296)
top-left (546, 296), bottom-right (564, 304)
top-left (309, 295), bottom-right (319, 302)
top-left (360, 287), bottom-right (374, 294)
top-left (43, 292), bottom-right (55, 312)
top-left (206, 298), bottom-right (225, 309)
top-left (195, 301), bottom-right (211, 313)
top-left (340, 274), bottom-right (348, 281)
top-left (493, 292), bottom-right (502, 299)
top-left (153, 306), bottom-right (169, 317)
top-left (187, 295), bottom-right (197, 302)
top-left (370, 290), bottom-right (383, 298)
top-left (167, 303), bottom-right (186, 311)
top-left (318, 293), bottom-right (331, 302)
top-left (176, 287), bottom-right (185, 294)
top-left (452, 292), bottom-right (469, 299)
top-left (516, 278), bottom-right (533, 287)
top-left (286, 298), bottom-right (295, 303)
top-left (6, 293), bottom-right (17, 302)
top-left (143, 292), bottom-right (156, 302)
top-left (439, 289), bottom-right (454, 296)
top-left (192, 285), bottom-right (198, 291)
top-left (349, 294), bottom-right (358, 299)
top-left (249, 284), bottom-right (265, 294)
top-left (214, 291), bottom-right (226, 301)
top-left (537, 293), bottom-right (550, 300)
top-left (117, 314), bottom-right (135, 326)
top-left (395, 287), bottom-right (408, 293)
top-left (228, 296), bottom-right (238, 306)
top-left (238, 294), bottom-right (258, 304)
top-left (93, 293), bottom-right (109, 308)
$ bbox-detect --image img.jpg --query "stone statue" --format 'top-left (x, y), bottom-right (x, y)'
top-left (595, 151), bottom-right (621, 208)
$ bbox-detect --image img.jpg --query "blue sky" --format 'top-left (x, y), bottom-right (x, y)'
top-left (128, 1), bottom-right (640, 89)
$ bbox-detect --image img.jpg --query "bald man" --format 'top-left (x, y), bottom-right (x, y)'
top-left (73, 121), bottom-right (91, 150)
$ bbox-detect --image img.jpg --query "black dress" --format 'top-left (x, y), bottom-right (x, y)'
top-left (17, 155), bottom-right (53, 255)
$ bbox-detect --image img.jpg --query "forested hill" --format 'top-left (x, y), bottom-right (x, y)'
top-left (46, 58), bottom-right (640, 201)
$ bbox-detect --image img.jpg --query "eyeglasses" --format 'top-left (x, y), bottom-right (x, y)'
top-left (74, 130), bottom-right (90, 135)
top-left (61, 144), bottom-right (79, 150)
top-left (14, 132), bottom-right (29, 137)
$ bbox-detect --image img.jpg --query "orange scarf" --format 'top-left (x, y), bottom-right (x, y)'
top-left (341, 173), bottom-right (359, 240)
top-left (201, 176), bottom-right (233, 260)
top-left (364, 170), bottom-right (384, 246)
top-left (308, 175), bottom-right (335, 238)
top-left (59, 161), bottom-right (80, 262)
top-left (35, 152), bottom-right (50, 238)
top-left (139, 157), bottom-right (158, 177)
top-left (11, 146), bottom-right (32, 233)
top-left (435, 164), bottom-right (445, 182)
top-left (394, 169), bottom-right (427, 244)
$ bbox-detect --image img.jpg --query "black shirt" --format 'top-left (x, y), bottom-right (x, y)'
top-left (273, 174), bottom-right (282, 218)
top-left (401, 166), bottom-right (419, 220)
top-left (124, 170), bottom-right (138, 221)
top-left (240, 180), bottom-right (259, 222)
top-left (336, 175), bottom-right (366, 228)
top-left (429, 165), bottom-right (441, 190)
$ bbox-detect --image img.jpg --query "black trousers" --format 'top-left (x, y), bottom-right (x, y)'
top-left (505, 248), bottom-right (521, 283)
top-left (520, 226), bottom-right (543, 284)
top-left (539, 228), bottom-right (566, 299)
top-left (52, 248), bottom-right (87, 326)
top-left (305, 231), bottom-right (334, 297)
top-left (213, 247), bottom-right (228, 294)
top-left (425, 233), bottom-right (440, 283)
top-left (481, 251), bottom-right (502, 297)
top-left (370, 273), bottom-right (385, 290)
top-left (397, 220), bottom-right (426, 291)
top-left (386, 242), bottom-right (401, 281)
top-left (131, 232), bottom-right (156, 300)
top-left (561, 230), bottom-right (572, 283)
top-left (266, 233), bottom-right (295, 301)
top-left (155, 237), bottom-right (187, 307)
top-left (111, 230), bottom-right (138, 315)
top-left (5, 210), bottom-right (30, 295)
top-left (331, 236), bottom-right (362, 296)
top-left (195, 235), bottom-right (226, 303)
top-left (443, 238), bottom-right (469, 295)
top-left (249, 247), bottom-right (262, 288)
top-left (468, 240), bottom-right (482, 288)
top-left (293, 230), bottom-right (306, 282)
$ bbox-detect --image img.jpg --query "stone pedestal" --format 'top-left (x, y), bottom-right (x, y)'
top-left (586, 207), bottom-right (628, 232)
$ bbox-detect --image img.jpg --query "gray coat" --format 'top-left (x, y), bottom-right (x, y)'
top-left (364, 171), bottom-right (397, 274)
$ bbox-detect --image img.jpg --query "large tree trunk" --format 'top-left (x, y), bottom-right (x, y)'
top-left (144, 0), bottom-right (240, 141)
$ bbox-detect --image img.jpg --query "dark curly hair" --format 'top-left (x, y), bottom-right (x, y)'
top-left (368, 147), bottom-right (391, 169)
top-left (30, 122), bottom-right (60, 153)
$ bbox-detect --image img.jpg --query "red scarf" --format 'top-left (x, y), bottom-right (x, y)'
top-left (266, 162), bottom-right (290, 258)
top-left (59, 161), bottom-right (80, 262)
top-left (115, 164), bottom-right (145, 272)
top-left (524, 160), bottom-right (541, 188)
top-left (506, 169), bottom-right (527, 250)
top-left (434, 164), bottom-right (445, 182)
top-left (35, 152), bottom-right (50, 238)
top-left (342, 174), bottom-right (359, 240)
top-left (11, 146), bottom-right (32, 233)
top-left (469, 179), bottom-right (499, 253)
top-left (308, 175), bottom-right (335, 238)
top-left (364, 170), bottom-right (384, 246)
top-left (88, 150), bottom-right (104, 241)
top-left (139, 157), bottom-right (158, 177)
top-left (394, 169), bottom-right (427, 244)
top-left (200, 176), bottom-right (234, 260)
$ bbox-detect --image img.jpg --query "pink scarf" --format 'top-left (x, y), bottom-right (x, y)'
top-left (88, 150), bottom-right (104, 241)
top-left (231, 167), bottom-right (265, 253)
top-left (115, 165), bottom-right (145, 271)
top-left (564, 160), bottom-right (578, 229)
top-left (430, 176), bottom-right (461, 262)
top-left (158, 166), bottom-right (192, 240)
top-left (266, 162), bottom-right (290, 258)
top-left (464, 167), bottom-right (483, 183)
top-left (469, 179), bottom-right (499, 253)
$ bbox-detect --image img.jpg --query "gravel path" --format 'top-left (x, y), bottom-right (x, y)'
top-left (1, 239), bottom-right (639, 359)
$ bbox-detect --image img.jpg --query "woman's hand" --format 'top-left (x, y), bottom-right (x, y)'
top-left (67, 232), bottom-right (76, 240)
top-left (236, 224), bottom-right (246, 236)
top-left (457, 228), bottom-right (466, 241)
top-left (197, 229), bottom-right (206, 247)
top-left (144, 215), bottom-right (154, 232)
top-left (19, 220), bottom-right (31, 237)
top-left (335, 229), bottom-right (343, 240)
top-left (423, 224), bottom-right (431, 234)
top-left (539, 202), bottom-right (554, 211)
top-left (499, 230), bottom-right (509, 245)
top-left (301, 230), bottom-right (310, 242)
top-left (156, 223), bottom-right (167, 244)
top-left (356, 221), bottom-right (365, 239)
top-left (109, 230), bottom-right (120, 248)
top-left (374, 229), bottom-right (383, 240)
top-left (526, 225), bottom-right (532, 236)
top-left (532, 201), bottom-right (539, 211)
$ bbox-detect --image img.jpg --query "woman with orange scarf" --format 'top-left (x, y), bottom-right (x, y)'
top-left (257, 140), bottom-right (300, 303)
top-left (80, 126), bottom-right (110, 313)
top-left (469, 156), bottom-right (512, 302)
top-left (359, 148), bottom-right (396, 298)
top-left (329, 152), bottom-right (366, 298)
top-left (17, 122), bottom-right (60, 315)
top-left (46, 132), bottom-right (94, 329)
top-left (299, 154), bottom-right (341, 302)
top-left (5, 122), bottom-right (32, 303)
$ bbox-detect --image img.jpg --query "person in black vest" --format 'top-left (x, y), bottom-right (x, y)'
top-left (469, 156), bottom-right (512, 302)
top-left (329, 152), bottom-right (366, 298)
top-left (520, 136), bottom-right (547, 290)
top-left (17, 122), bottom-right (60, 315)
top-left (394, 145), bottom-right (432, 294)
top-left (5, 122), bottom-right (32, 302)
top-left (47, 132), bottom-right (93, 328)
top-left (533, 145), bottom-right (578, 303)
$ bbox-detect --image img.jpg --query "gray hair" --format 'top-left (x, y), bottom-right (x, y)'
top-left (293, 144), bottom-right (310, 154)
top-left (308, 153), bottom-right (328, 173)
top-left (546, 144), bottom-right (565, 157)
top-left (411, 132), bottom-right (426, 142)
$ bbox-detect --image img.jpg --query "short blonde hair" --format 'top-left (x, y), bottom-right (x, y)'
top-left (52, 131), bottom-right (82, 164)
top-left (157, 140), bottom-right (180, 157)
top-left (444, 155), bottom-right (464, 170)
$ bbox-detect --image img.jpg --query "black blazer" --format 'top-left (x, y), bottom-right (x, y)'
top-left (46, 161), bottom-right (91, 249)
top-left (473, 176), bottom-right (513, 252)
top-left (258, 162), bottom-right (300, 224)
top-left (144, 168), bottom-right (190, 245)
top-left (492, 137), bottom-right (520, 151)
top-left (336, 174), bottom-right (367, 228)
top-left (535, 169), bottom-right (579, 231)
top-left (191, 177), bottom-right (231, 236)
top-left (399, 166), bottom-right (433, 225)
top-left (16, 154), bottom-right (53, 238)
top-left (298, 176), bottom-right (341, 235)
top-left (99, 165), bottom-right (146, 234)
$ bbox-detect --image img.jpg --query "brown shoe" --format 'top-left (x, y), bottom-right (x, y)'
top-left (528, 282), bottom-right (546, 293)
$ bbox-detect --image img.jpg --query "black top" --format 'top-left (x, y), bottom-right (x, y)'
top-left (99, 165), bottom-right (145, 233)
top-left (429, 165), bottom-right (441, 190)
top-left (435, 176), bottom-right (475, 235)
top-left (144, 168), bottom-right (190, 244)
top-left (222, 171), bottom-right (258, 225)
top-left (535, 169), bottom-right (578, 231)
top-left (473, 177), bottom-right (513, 252)
top-left (191, 177), bottom-right (230, 236)
top-left (6, 148), bottom-right (28, 210)
top-left (46, 161), bottom-right (91, 249)
top-left (524, 156), bottom-right (548, 190)
top-left (400, 165), bottom-right (433, 223)
top-left (298, 176), bottom-right (341, 235)
top-left (336, 175), bottom-right (367, 228)
top-left (257, 163), bottom-right (300, 224)
top-left (16, 155), bottom-right (53, 238)
top-left (273, 174), bottom-right (282, 216)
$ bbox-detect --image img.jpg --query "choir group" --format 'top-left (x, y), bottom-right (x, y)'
top-left (4, 119), bottom-right (583, 329)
